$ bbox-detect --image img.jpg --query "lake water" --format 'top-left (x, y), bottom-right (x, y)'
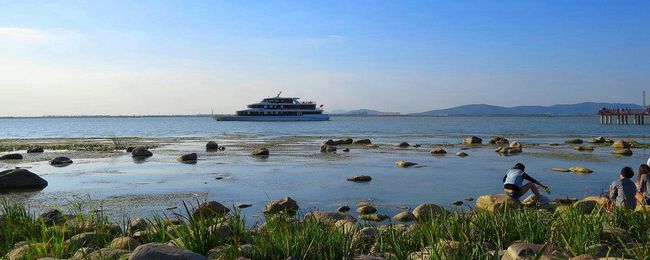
top-left (1, 116), bottom-right (650, 221)
top-left (1, 116), bottom-right (650, 139)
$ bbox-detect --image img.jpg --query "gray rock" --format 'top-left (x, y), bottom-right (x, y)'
top-left (393, 211), bottom-right (415, 222)
top-left (353, 139), bottom-right (371, 145)
top-left (87, 248), bottom-right (130, 260)
top-left (251, 147), bottom-right (269, 156)
top-left (430, 148), bottom-right (447, 155)
top-left (564, 139), bottom-right (584, 144)
top-left (109, 236), bottom-right (141, 251)
top-left (412, 203), bottom-right (447, 220)
top-left (49, 157), bottom-right (73, 166)
top-left (177, 153), bottom-right (198, 162)
top-left (347, 175), bottom-right (371, 182)
top-left (193, 201), bottom-right (230, 217)
top-left (356, 205), bottom-right (377, 215)
top-left (320, 145), bottom-right (337, 153)
top-left (0, 168), bottom-right (48, 191)
top-left (27, 147), bottom-right (44, 153)
top-left (395, 142), bottom-right (410, 147)
top-left (463, 136), bottom-right (483, 144)
top-left (206, 141), bottom-right (219, 151)
top-left (0, 153), bottom-right (23, 160)
top-left (395, 160), bottom-right (417, 168)
top-left (128, 243), bottom-right (206, 260)
top-left (337, 205), bottom-right (350, 213)
top-left (66, 232), bottom-right (99, 248)
top-left (264, 197), bottom-right (299, 215)
top-left (131, 147), bottom-right (153, 157)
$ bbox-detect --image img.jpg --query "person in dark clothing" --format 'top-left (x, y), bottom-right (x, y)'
top-left (503, 163), bottom-right (549, 200)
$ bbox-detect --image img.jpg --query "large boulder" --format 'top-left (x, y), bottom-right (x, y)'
top-left (412, 203), bottom-right (447, 220)
top-left (127, 218), bottom-right (148, 234)
top-left (0, 168), bottom-right (48, 191)
top-left (49, 156), bottom-right (73, 166)
top-left (489, 137), bottom-right (509, 145)
top-left (611, 140), bottom-right (631, 149)
top-left (193, 201), bottom-right (230, 217)
top-left (128, 243), bottom-right (206, 260)
top-left (177, 153), bottom-right (198, 162)
top-left (206, 141), bottom-right (219, 151)
top-left (0, 153), bottom-right (22, 160)
top-left (264, 197), bottom-right (299, 215)
top-left (395, 160), bottom-right (417, 168)
top-left (430, 148), bottom-right (447, 155)
top-left (87, 248), bottom-right (131, 259)
top-left (347, 175), bottom-right (372, 182)
top-left (502, 242), bottom-right (552, 260)
top-left (251, 147), bottom-right (269, 156)
top-left (131, 147), bottom-right (153, 157)
top-left (571, 197), bottom-right (607, 214)
top-left (475, 194), bottom-right (520, 212)
top-left (353, 139), bottom-right (372, 145)
top-left (463, 136), bottom-right (482, 144)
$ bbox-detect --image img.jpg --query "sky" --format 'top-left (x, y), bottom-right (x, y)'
top-left (0, 0), bottom-right (649, 116)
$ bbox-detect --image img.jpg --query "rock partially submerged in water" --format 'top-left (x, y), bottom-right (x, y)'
top-left (611, 139), bottom-right (631, 149)
top-left (128, 243), bottom-right (205, 260)
top-left (356, 205), bottom-right (377, 215)
top-left (475, 194), bottom-right (520, 212)
top-left (574, 146), bottom-right (594, 151)
top-left (489, 136), bottom-right (509, 145)
top-left (564, 138), bottom-right (584, 144)
top-left (27, 147), bottom-right (44, 153)
top-left (353, 139), bottom-right (372, 145)
top-left (495, 146), bottom-right (521, 155)
top-left (395, 160), bottom-right (417, 168)
top-left (320, 145), bottom-right (337, 153)
top-left (612, 148), bottom-right (633, 156)
top-left (430, 148), bottom-right (447, 155)
top-left (569, 166), bottom-right (593, 174)
top-left (0, 168), bottom-right (48, 191)
top-left (463, 136), bottom-right (482, 144)
top-left (177, 153), bottom-right (198, 162)
top-left (50, 156), bottom-right (73, 166)
top-left (456, 151), bottom-right (468, 157)
top-left (588, 136), bottom-right (607, 144)
top-left (0, 153), bottom-right (23, 160)
top-left (551, 168), bottom-right (571, 172)
top-left (264, 197), bottom-right (299, 215)
top-left (347, 175), bottom-right (372, 182)
top-left (131, 147), bottom-right (153, 158)
top-left (395, 142), bottom-right (410, 147)
top-left (251, 147), bottom-right (269, 156)
top-left (206, 141), bottom-right (219, 151)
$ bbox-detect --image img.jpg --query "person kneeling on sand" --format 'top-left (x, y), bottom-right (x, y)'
top-left (503, 163), bottom-right (549, 201)
top-left (609, 166), bottom-right (637, 209)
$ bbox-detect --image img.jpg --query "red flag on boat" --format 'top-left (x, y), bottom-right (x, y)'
top-left (320, 104), bottom-right (324, 108)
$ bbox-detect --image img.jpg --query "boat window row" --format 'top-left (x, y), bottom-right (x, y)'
top-left (248, 104), bottom-right (316, 109)
top-left (237, 111), bottom-right (322, 116)
top-left (262, 99), bottom-right (297, 103)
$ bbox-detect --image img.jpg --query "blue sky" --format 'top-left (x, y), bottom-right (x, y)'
top-left (0, 0), bottom-right (648, 115)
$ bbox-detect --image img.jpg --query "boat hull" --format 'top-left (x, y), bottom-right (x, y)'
top-left (212, 114), bottom-right (330, 121)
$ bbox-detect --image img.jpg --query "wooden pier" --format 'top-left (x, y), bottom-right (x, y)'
top-left (598, 108), bottom-right (650, 125)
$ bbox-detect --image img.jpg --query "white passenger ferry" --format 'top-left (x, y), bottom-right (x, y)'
top-left (212, 93), bottom-right (330, 121)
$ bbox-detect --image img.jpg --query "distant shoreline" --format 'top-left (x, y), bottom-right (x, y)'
top-left (0, 114), bottom-right (602, 119)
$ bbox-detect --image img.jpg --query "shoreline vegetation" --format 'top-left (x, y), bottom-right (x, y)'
top-left (2, 196), bottom-right (650, 259)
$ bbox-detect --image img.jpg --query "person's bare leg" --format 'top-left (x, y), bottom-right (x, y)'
top-left (521, 183), bottom-right (541, 198)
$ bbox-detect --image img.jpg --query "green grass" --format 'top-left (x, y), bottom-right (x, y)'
top-left (2, 198), bottom-right (650, 259)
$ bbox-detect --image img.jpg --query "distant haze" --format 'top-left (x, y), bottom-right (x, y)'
top-left (1, 1), bottom-right (649, 116)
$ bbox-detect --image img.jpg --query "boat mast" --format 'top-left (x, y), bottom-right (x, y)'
top-left (276, 91), bottom-right (282, 98)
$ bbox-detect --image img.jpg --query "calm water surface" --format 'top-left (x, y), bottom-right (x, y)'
top-left (2, 116), bottom-right (650, 220)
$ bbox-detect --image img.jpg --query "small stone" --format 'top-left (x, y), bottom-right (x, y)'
top-left (346, 175), bottom-right (372, 182)
top-left (574, 146), bottom-right (594, 151)
top-left (395, 142), bottom-right (410, 147)
top-left (27, 147), bottom-right (44, 153)
top-left (353, 139), bottom-right (372, 145)
top-left (569, 166), bottom-right (593, 174)
top-left (206, 141), bottom-right (219, 151)
top-left (251, 147), bottom-right (269, 156)
top-left (452, 201), bottom-right (463, 206)
top-left (356, 205), bottom-right (377, 215)
top-left (430, 148), bottom-right (447, 155)
top-left (465, 197), bottom-right (474, 202)
top-left (50, 156), bottom-right (73, 166)
top-left (612, 148), bottom-right (633, 156)
top-left (264, 197), bottom-right (299, 215)
top-left (564, 139), bottom-right (584, 144)
top-left (237, 203), bottom-right (252, 209)
top-left (342, 148), bottom-right (350, 152)
top-left (456, 152), bottom-right (468, 157)
top-left (395, 160), bottom-right (417, 168)
top-left (131, 147), bottom-right (153, 157)
top-left (177, 153), bottom-right (198, 162)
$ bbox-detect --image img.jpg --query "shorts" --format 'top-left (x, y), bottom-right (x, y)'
top-left (505, 190), bottom-right (522, 199)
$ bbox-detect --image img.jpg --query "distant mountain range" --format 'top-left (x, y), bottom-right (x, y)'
top-left (330, 102), bottom-right (643, 116)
